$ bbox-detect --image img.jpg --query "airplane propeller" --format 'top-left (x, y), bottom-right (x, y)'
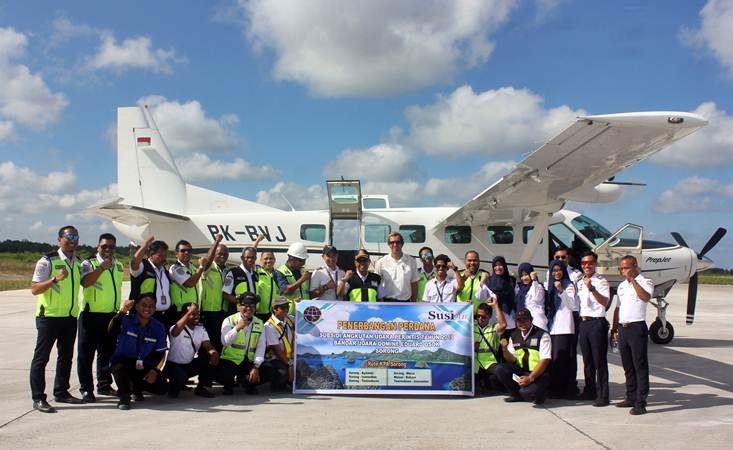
top-left (670, 227), bottom-right (727, 325)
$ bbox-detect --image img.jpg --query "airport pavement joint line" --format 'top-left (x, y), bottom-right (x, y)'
top-left (540, 405), bottom-right (611, 450)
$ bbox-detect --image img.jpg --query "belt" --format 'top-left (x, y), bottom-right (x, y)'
top-left (619, 321), bottom-right (645, 328)
top-left (581, 316), bottom-right (604, 321)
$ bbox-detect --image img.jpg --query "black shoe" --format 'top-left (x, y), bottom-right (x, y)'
top-left (244, 386), bottom-right (259, 395)
top-left (593, 399), bottom-right (610, 407)
top-left (167, 391), bottom-right (179, 399)
top-left (194, 387), bottom-right (215, 398)
top-left (117, 401), bottom-right (131, 411)
top-left (629, 406), bottom-right (647, 415)
top-left (504, 396), bottom-right (522, 403)
top-left (533, 396), bottom-right (546, 405)
top-left (615, 399), bottom-right (634, 408)
top-left (81, 391), bottom-right (96, 403)
top-left (54, 394), bottom-right (83, 404)
top-left (132, 392), bottom-right (145, 402)
top-left (33, 400), bottom-right (56, 413)
top-left (578, 391), bottom-right (596, 401)
top-left (97, 387), bottom-right (118, 397)
top-left (222, 386), bottom-right (234, 395)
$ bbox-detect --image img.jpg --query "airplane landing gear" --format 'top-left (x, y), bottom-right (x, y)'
top-left (649, 297), bottom-right (674, 344)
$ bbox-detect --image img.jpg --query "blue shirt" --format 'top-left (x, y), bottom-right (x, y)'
top-left (274, 267), bottom-right (300, 292)
top-left (110, 314), bottom-right (168, 366)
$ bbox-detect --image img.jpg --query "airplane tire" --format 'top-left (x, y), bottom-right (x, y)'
top-left (649, 319), bottom-right (674, 345)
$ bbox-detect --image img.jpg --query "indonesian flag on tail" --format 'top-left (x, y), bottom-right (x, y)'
top-left (136, 136), bottom-right (151, 147)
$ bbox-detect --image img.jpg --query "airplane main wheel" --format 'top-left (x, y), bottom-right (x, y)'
top-left (649, 319), bottom-right (674, 345)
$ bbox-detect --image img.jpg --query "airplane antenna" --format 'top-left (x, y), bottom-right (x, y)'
top-left (280, 193), bottom-right (296, 212)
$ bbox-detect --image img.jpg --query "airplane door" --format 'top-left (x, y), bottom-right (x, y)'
top-left (594, 223), bottom-right (643, 283)
top-left (326, 180), bottom-right (362, 270)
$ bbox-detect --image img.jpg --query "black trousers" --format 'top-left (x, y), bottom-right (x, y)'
top-left (494, 363), bottom-right (549, 402)
top-left (571, 311), bottom-right (580, 391)
top-left (30, 316), bottom-right (77, 401)
top-left (164, 358), bottom-right (214, 395)
top-left (619, 321), bottom-right (649, 408)
top-left (111, 359), bottom-right (168, 402)
top-left (216, 359), bottom-right (256, 389)
top-left (474, 363), bottom-right (502, 392)
top-left (259, 359), bottom-right (289, 388)
top-left (578, 318), bottom-right (610, 402)
top-left (550, 334), bottom-right (576, 397)
top-left (201, 311), bottom-right (227, 353)
top-left (77, 311), bottom-right (115, 393)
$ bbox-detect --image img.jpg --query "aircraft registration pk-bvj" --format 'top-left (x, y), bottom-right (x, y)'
top-left (87, 106), bottom-right (726, 345)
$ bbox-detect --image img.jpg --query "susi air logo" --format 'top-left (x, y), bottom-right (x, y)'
top-left (427, 310), bottom-right (469, 321)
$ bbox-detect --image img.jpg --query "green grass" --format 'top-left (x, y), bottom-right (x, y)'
top-left (698, 274), bottom-right (733, 285)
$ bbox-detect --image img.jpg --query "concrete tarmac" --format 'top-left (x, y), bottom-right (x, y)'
top-left (1, 284), bottom-right (731, 449)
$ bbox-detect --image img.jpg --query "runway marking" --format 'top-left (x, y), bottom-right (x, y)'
top-left (0, 409), bottom-right (34, 430)
top-left (541, 406), bottom-right (611, 450)
top-left (652, 364), bottom-right (729, 388)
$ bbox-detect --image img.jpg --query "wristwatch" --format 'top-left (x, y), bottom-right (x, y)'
top-left (589, 285), bottom-right (596, 293)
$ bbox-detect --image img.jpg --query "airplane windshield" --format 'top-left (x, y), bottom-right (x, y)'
top-left (571, 215), bottom-right (613, 246)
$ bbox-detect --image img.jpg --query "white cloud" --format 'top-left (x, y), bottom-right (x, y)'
top-left (240, 0), bottom-right (517, 97)
top-left (362, 181), bottom-right (423, 207)
top-left (175, 152), bottom-right (279, 182)
top-left (86, 33), bottom-right (182, 74)
top-left (322, 143), bottom-right (415, 182)
top-left (423, 160), bottom-right (516, 204)
top-left (654, 176), bottom-right (732, 213)
top-left (139, 95), bottom-right (240, 154)
top-left (680, 0), bottom-right (733, 78)
top-left (49, 16), bottom-right (98, 48)
top-left (405, 85), bottom-right (586, 156)
top-left (256, 182), bottom-right (328, 211)
top-left (651, 102), bottom-right (733, 168)
top-left (0, 27), bottom-right (68, 137)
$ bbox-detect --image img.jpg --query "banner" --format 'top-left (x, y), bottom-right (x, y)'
top-left (294, 301), bottom-right (474, 396)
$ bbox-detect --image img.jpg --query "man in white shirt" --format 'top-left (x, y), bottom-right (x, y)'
top-left (612, 255), bottom-right (654, 415)
top-left (374, 232), bottom-right (419, 301)
top-left (261, 297), bottom-right (295, 391)
top-left (129, 235), bottom-right (171, 325)
top-left (165, 303), bottom-right (219, 398)
top-left (309, 245), bottom-right (345, 300)
top-left (576, 251), bottom-right (611, 407)
top-left (422, 254), bottom-right (464, 303)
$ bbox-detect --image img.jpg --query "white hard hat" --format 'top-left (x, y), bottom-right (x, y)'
top-left (287, 242), bottom-right (308, 260)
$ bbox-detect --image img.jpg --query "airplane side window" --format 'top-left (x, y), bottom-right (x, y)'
top-left (300, 224), bottom-right (326, 243)
top-left (399, 225), bottom-right (426, 243)
top-left (365, 224), bottom-right (391, 243)
top-left (487, 226), bottom-right (514, 244)
top-left (445, 226), bottom-right (471, 244)
top-left (363, 198), bottom-right (387, 209)
top-left (523, 226), bottom-right (534, 244)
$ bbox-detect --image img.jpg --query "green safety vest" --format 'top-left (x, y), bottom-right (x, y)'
top-left (220, 314), bottom-right (264, 365)
top-left (199, 263), bottom-right (227, 312)
top-left (81, 257), bottom-right (123, 313)
top-left (36, 252), bottom-right (80, 318)
top-left (276, 264), bottom-right (309, 316)
top-left (169, 262), bottom-right (199, 310)
top-left (511, 326), bottom-right (544, 372)
top-left (256, 267), bottom-right (280, 315)
top-left (457, 270), bottom-right (486, 314)
top-left (416, 269), bottom-right (433, 302)
top-left (474, 322), bottom-right (499, 373)
top-left (347, 272), bottom-right (381, 303)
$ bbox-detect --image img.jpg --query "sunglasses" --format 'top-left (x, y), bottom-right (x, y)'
top-left (420, 253), bottom-right (433, 260)
top-left (100, 245), bottom-right (116, 250)
top-left (62, 234), bottom-right (79, 241)
top-left (178, 248), bottom-right (192, 253)
top-left (435, 264), bottom-right (448, 269)
top-left (554, 255), bottom-right (568, 260)
top-left (388, 240), bottom-right (403, 246)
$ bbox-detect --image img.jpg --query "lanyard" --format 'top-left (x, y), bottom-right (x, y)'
top-left (435, 279), bottom-right (449, 302)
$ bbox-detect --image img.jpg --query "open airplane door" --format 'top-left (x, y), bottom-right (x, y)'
top-left (326, 180), bottom-right (362, 270)
top-left (594, 223), bottom-right (643, 285)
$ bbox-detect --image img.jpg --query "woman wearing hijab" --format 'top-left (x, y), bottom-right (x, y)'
top-left (546, 259), bottom-right (579, 399)
top-left (487, 256), bottom-right (516, 336)
top-left (514, 262), bottom-right (548, 331)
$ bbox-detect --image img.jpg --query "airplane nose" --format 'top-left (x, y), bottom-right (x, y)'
top-left (696, 255), bottom-right (714, 273)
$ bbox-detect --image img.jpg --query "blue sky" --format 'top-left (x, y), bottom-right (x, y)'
top-left (1, 0), bottom-right (731, 267)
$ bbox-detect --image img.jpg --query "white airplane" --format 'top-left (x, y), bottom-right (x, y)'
top-left (88, 105), bottom-right (726, 345)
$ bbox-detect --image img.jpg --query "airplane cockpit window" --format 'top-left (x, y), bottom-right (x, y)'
top-left (549, 222), bottom-right (590, 260)
top-left (570, 215), bottom-right (612, 246)
top-left (487, 226), bottom-right (514, 244)
top-left (445, 226), bottom-right (471, 244)
top-left (399, 225), bottom-right (426, 243)
top-left (300, 224), bottom-right (326, 243)
top-left (365, 224), bottom-right (391, 243)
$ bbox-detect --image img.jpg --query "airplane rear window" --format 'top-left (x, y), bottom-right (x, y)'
top-left (399, 225), bottom-right (426, 243)
top-left (300, 224), bottom-right (326, 243)
top-left (365, 224), bottom-right (391, 243)
top-left (363, 198), bottom-right (387, 209)
top-left (445, 226), bottom-right (471, 244)
top-left (487, 226), bottom-right (513, 244)
top-left (571, 215), bottom-right (612, 246)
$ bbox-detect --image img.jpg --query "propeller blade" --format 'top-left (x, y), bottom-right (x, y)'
top-left (686, 273), bottom-right (698, 325)
top-left (671, 232), bottom-right (689, 248)
top-left (698, 227), bottom-right (727, 258)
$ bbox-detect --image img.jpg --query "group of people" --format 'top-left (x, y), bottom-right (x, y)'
top-left (29, 227), bottom-right (653, 415)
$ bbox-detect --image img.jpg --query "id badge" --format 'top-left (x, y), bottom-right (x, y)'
top-left (161, 295), bottom-right (167, 305)
top-left (136, 359), bottom-right (144, 370)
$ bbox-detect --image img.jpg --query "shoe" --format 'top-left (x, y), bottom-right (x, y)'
top-left (629, 406), bottom-right (647, 415)
top-left (117, 402), bottom-right (131, 411)
top-left (132, 392), bottom-right (145, 402)
top-left (222, 386), bottom-right (234, 395)
top-left (97, 387), bottom-right (118, 397)
top-left (533, 396), bottom-right (546, 405)
top-left (194, 387), bottom-right (215, 398)
top-left (578, 391), bottom-right (596, 401)
top-left (81, 392), bottom-right (96, 403)
top-left (563, 393), bottom-right (577, 401)
top-left (593, 399), bottom-right (610, 407)
top-left (615, 399), bottom-right (634, 408)
top-left (33, 400), bottom-right (56, 413)
top-left (504, 396), bottom-right (522, 403)
top-left (167, 391), bottom-right (179, 399)
top-left (54, 394), bottom-right (83, 404)
top-left (244, 385), bottom-right (259, 395)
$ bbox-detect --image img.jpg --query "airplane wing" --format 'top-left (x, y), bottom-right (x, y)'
top-left (439, 111), bottom-right (707, 226)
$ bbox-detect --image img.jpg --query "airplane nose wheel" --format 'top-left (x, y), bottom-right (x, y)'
top-left (649, 297), bottom-right (674, 344)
